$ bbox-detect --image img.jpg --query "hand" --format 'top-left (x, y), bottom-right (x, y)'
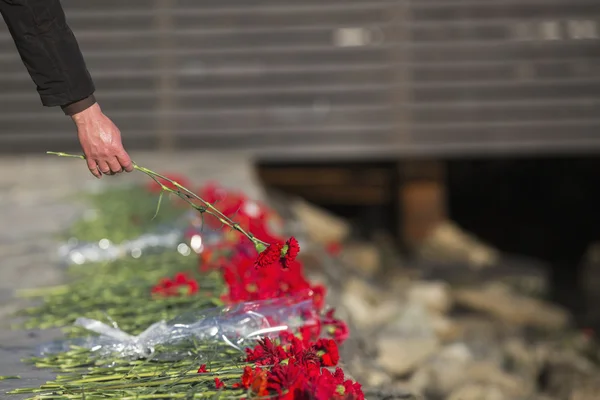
top-left (72, 103), bottom-right (134, 179)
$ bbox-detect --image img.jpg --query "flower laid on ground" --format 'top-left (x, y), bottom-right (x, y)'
top-left (268, 364), bottom-right (364, 400)
top-left (214, 377), bottom-right (225, 389)
top-left (232, 366), bottom-right (269, 396)
top-left (150, 272), bottom-right (199, 297)
top-left (217, 332), bottom-right (364, 399)
top-left (245, 333), bottom-right (340, 369)
top-left (12, 158), bottom-right (361, 399)
top-left (150, 182), bottom-right (351, 344)
top-left (323, 309), bottom-right (350, 344)
top-left (145, 181), bottom-right (357, 397)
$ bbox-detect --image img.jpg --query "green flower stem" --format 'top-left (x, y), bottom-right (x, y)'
top-left (46, 152), bottom-right (270, 251)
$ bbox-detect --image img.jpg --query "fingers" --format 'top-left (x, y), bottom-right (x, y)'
top-left (86, 159), bottom-right (102, 179)
top-left (117, 152), bottom-right (134, 172)
top-left (107, 157), bottom-right (123, 174)
top-left (86, 152), bottom-right (132, 178)
top-left (97, 160), bottom-right (111, 175)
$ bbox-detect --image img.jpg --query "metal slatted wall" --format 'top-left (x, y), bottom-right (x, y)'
top-left (407, 0), bottom-right (600, 156)
top-left (0, 0), bottom-right (599, 158)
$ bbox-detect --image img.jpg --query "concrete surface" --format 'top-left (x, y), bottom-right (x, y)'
top-left (0, 150), bottom-right (265, 397)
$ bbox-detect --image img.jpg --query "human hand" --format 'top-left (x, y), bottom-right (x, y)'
top-left (72, 103), bottom-right (134, 178)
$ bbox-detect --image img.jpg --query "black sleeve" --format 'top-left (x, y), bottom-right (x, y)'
top-left (0, 0), bottom-right (96, 115)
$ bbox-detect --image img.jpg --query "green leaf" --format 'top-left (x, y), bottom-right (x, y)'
top-left (152, 190), bottom-right (165, 221)
top-left (0, 375), bottom-right (21, 380)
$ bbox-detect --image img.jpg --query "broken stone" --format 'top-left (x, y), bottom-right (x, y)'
top-left (540, 348), bottom-right (600, 400)
top-left (289, 197), bottom-right (350, 245)
top-left (349, 361), bottom-right (394, 388)
top-left (430, 314), bottom-right (461, 342)
top-left (570, 385), bottom-right (600, 400)
top-left (339, 278), bottom-right (402, 330)
top-left (340, 290), bottom-right (375, 330)
top-left (364, 369), bottom-right (393, 387)
top-left (503, 338), bottom-right (545, 384)
top-left (339, 242), bottom-right (381, 277)
top-left (407, 280), bottom-right (452, 315)
top-left (413, 220), bottom-right (500, 269)
top-left (417, 256), bottom-right (549, 300)
top-left (464, 361), bottom-right (533, 398)
top-left (364, 386), bottom-right (421, 400)
top-left (452, 286), bottom-right (570, 330)
top-left (447, 383), bottom-right (511, 400)
top-left (377, 336), bottom-right (439, 377)
top-left (410, 340), bottom-right (535, 398)
top-left (377, 303), bottom-right (440, 377)
top-left (409, 342), bottom-right (474, 397)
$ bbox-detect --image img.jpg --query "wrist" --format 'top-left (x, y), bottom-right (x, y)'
top-left (71, 102), bottom-right (102, 127)
top-left (63, 94), bottom-right (97, 117)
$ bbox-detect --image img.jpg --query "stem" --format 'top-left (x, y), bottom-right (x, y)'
top-left (46, 152), bottom-right (269, 250)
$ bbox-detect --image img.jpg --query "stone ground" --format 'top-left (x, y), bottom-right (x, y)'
top-left (0, 150), bottom-right (266, 398)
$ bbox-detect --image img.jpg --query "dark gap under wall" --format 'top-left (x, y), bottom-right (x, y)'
top-left (257, 156), bottom-right (600, 327)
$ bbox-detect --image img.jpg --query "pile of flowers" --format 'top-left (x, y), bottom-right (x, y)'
top-left (8, 155), bottom-right (360, 400)
top-left (145, 175), bottom-right (359, 398)
top-left (222, 333), bottom-right (362, 399)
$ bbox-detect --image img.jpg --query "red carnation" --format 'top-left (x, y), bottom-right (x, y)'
top-left (281, 237), bottom-right (300, 268)
top-left (151, 272), bottom-right (199, 297)
top-left (316, 338), bottom-right (340, 367)
top-left (310, 369), bottom-right (339, 400)
top-left (214, 377), bottom-right (225, 389)
top-left (288, 337), bottom-right (320, 368)
top-left (311, 285), bottom-right (327, 311)
top-left (324, 309), bottom-right (350, 344)
top-left (254, 242), bottom-right (283, 269)
top-left (245, 337), bottom-right (287, 366)
top-left (266, 362), bottom-right (307, 397)
top-left (187, 279), bottom-right (199, 295)
top-left (232, 366), bottom-right (269, 395)
top-left (333, 368), bottom-right (365, 400)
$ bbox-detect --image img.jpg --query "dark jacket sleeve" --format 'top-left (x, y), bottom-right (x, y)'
top-left (0, 0), bottom-right (96, 115)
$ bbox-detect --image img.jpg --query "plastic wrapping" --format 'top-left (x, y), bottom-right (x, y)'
top-left (36, 291), bottom-right (318, 361)
top-left (58, 210), bottom-right (227, 265)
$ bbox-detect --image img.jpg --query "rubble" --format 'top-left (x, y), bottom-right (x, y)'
top-left (452, 285), bottom-right (570, 330)
top-left (446, 383), bottom-right (511, 400)
top-left (266, 191), bottom-right (600, 399)
top-left (377, 336), bottom-right (440, 378)
top-left (412, 220), bottom-right (500, 270)
top-left (288, 196), bottom-right (351, 245)
top-left (339, 242), bottom-right (382, 278)
top-left (407, 281), bottom-right (453, 315)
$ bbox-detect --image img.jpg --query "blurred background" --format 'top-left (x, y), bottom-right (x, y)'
top-left (1, 0), bottom-right (600, 398)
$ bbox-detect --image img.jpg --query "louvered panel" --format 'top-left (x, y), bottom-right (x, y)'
top-left (405, 0), bottom-right (600, 155)
top-left (0, 0), bottom-right (397, 155)
top-left (0, 0), bottom-right (599, 157)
